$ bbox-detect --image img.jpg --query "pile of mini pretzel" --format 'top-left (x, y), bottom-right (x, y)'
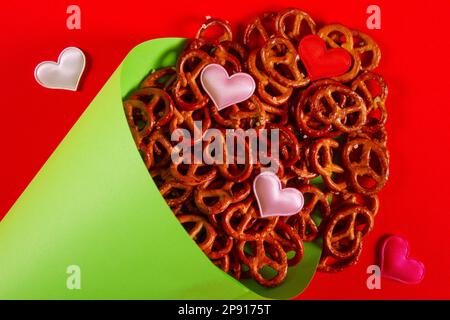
top-left (123, 8), bottom-right (389, 288)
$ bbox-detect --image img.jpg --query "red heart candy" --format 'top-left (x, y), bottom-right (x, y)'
top-left (380, 235), bottom-right (425, 284)
top-left (298, 35), bottom-right (352, 81)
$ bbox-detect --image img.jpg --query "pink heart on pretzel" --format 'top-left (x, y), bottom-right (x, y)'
top-left (380, 235), bottom-right (425, 284)
top-left (200, 63), bottom-right (255, 110)
top-left (253, 171), bottom-right (304, 218)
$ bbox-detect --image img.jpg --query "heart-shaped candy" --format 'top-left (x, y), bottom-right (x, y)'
top-left (380, 235), bottom-right (425, 284)
top-left (298, 35), bottom-right (352, 81)
top-left (253, 171), bottom-right (304, 217)
top-left (35, 47), bottom-right (86, 91)
top-left (200, 63), bottom-right (255, 110)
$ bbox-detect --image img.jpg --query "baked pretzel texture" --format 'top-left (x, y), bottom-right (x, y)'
top-left (123, 8), bottom-right (389, 288)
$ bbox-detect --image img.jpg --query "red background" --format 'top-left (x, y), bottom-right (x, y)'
top-left (0, 0), bottom-right (449, 299)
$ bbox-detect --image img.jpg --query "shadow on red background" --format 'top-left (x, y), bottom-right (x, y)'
top-left (0, 0), bottom-right (449, 299)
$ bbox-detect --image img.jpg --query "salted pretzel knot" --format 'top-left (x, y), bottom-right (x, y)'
top-left (271, 220), bottom-right (304, 266)
top-left (310, 138), bottom-right (347, 192)
top-left (221, 198), bottom-right (278, 240)
top-left (351, 72), bottom-right (388, 133)
top-left (140, 67), bottom-right (177, 90)
top-left (311, 84), bottom-right (367, 133)
top-left (194, 179), bottom-right (251, 215)
top-left (173, 49), bottom-right (214, 111)
top-left (284, 185), bottom-right (331, 241)
top-left (323, 205), bottom-right (374, 259)
top-left (260, 37), bottom-right (310, 88)
top-left (178, 214), bottom-right (217, 254)
top-left (158, 180), bottom-right (193, 209)
top-left (170, 162), bottom-right (218, 186)
top-left (294, 80), bottom-right (339, 138)
top-left (123, 99), bottom-right (154, 146)
top-left (351, 30), bottom-right (381, 71)
top-left (318, 244), bottom-right (363, 273)
top-left (210, 95), bottom-right (267, 129)
top-left (128, 87), bottom-right (174, 129)
top-left (140, 129), bottom-right (173, 170)
top-left (169, 107), bottom-right (211, 145)
top-left (236, 237), bottom-right (288, 287)
top-left (247, 49), bottom-right (292, 106)
top-left (333, 192), bottom-right (380, 218)
top-left (342, 137), bottom-right (389, 194)
top-left (196, 18), bottom-right (233, 43)
top-left (243, 12), bottom-right (277, 49)
top-left (275, 8), bottom-right (316, 44)
top-left (290, 141), bottom-right (318, 180)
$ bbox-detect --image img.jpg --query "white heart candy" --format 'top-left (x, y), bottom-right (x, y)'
top-left (34, 47), bottom-right (86, 91)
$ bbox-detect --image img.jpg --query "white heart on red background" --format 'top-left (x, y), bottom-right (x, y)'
top-left (34, 47), bottom-right (86, 91)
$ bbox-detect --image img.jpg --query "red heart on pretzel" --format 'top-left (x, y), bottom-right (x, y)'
top-left (298, 35), bottom-right (352, 81)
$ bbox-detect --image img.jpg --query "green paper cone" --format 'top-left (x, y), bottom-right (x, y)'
top-left (0, 38), bottom-right (322, 300)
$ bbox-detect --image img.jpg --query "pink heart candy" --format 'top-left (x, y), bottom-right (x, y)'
top-left (380, 235), bottom-right (425, 284)
top-left (200, 63), bottom-right (256, 110)
top-left (253, 171), bottom-right (304, 218)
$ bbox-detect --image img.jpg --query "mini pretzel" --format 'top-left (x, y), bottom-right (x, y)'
top-left (178, 214), bottom-right (217, 254)
top-left (260, 37), bottom-right (310, 88)
top-left (194, 179), bottom-right (251, 215)
top-left (221, 198), bottom-right (278, 240)
top-left (196, 18), bottom-right (233, 43)
top-left (310, 138), bottom-right (347, 192)
top-left (236, 236), bottom-right (288, 287)
top-left (158, 180), bottom-right (194, 209)
top-left (123, 99), bottom-right (154, 146)
top-left (172, 49), bottom-right (214, 110)
top-left (294, 80), bottom-right (338, 137)
top-left (128, 87), bottom-right (174, 128)
top-left (332, 192), bottom-right (379, 218)
top-left (342, 137), bottom-right (389, 194)
top-left (208, 232), bottom-right (234, 260)
top-left (310, 84), bottom-right (367, 133)
top-left (170, 162), bottom-right (218, 186)
top-left (275, 8), bottom-right (316, 44)
top-left (318, 244), bottom-right (362, 273)
top-left (351, 72), bottom-right (388, 133)
top-left (284, 185), bottom-right (331, 241)
top-left (150, 169), bottom-right (193, 209)
top-left (261, 101), bottom-right (289, 126)
top-left (140, 67), bottom-right (177, 90)
top-left (271, 221), bottom-right (304, 266)
top-left (352, 30), bottom-right (381, 71)
top-left (262, 124), bottom-right (300, 167)
top-left (212, 255), bottom-right (230, 273)
top-left (140, 129), bottom-right (173, 170)
top-left (169, 106), bottom-right (211, 145)
top-left (221, 41), bottom-right (248, 67)
top-left (243, 12), bottom-right (277, 49)
top-left (290, 141), bottom-right (318, 180)
top-left (323, 205), bottom-right (374, 259)
top-left (187, 38), bottom-right (242, 73)
top-left (210, 95), bottom-right (266, 129)
top-left (247, 49), bottom-right (292, 106)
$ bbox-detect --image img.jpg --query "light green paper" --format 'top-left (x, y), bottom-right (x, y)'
top-left (0, 38), bottom-right (321, 300)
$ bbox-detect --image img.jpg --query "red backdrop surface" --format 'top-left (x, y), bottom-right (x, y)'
top-left (0, 0), bottom-right (449, 299)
